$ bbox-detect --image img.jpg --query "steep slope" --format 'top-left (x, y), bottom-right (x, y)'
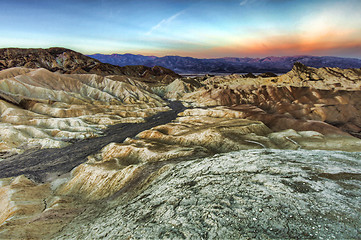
top-left (54, 149), bottom-right (361, 240)
top-left (164, 63), bottom-right (361, 138)
top-left (1, 100), bottom-right (360, 239)
top-left (0, 48), bottom-right (180, 83)
top-left (0, 67), bottom-right (169, 155)
top-left (1, 105), bottom-right (359, 239)
top-left (0, 62), bottom-right (361, 239)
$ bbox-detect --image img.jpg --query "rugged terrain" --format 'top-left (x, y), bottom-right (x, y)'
top-left (0, 49), bottom-right (360, 239)
top-left (55, 149), bottom-right (361, 239)
top-left (163, 63), bottom-right (361, 138)
top-left (0, 48), bottom-right (180, 83)
top-left (89, 53), bottom-right (361, 74)
top-left (0, 67), bottom-right (171, 156)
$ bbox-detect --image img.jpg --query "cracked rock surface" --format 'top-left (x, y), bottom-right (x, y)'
top-left (54, 149), bottom-right (361, 239)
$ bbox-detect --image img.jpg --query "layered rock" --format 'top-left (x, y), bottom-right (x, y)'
top-left (0, 67), bottom-right (169, 154)
top-left (163, 63), bottom-right (361, 137)
top-left (280, 62), bottom-right (361, 89)
top-left (1, 106), bottom-right (360, 239)
top-left (0, 60), bottom-right (360, 239)
top-left (197, 63), bottom-right (361, 90)
top-left (54, 149), bottom-right (361, 240)
top-left (0, 175), bottom-right (80, 239)
top-left (0, 48), bottom-right (181, 82)
top-left (56, 108), bottom-right (361, 203)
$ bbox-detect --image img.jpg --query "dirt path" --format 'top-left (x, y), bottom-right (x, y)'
top-left (0, 101), bottom-right (186, 182)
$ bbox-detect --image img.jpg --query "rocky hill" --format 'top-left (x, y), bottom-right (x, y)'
top-left (162, 63), bottom-right (361, 138)
top-left (0, 58), bottom-right (360, 239)
top-left (0, 48), bottom-right (180, 83)
top-left (89, 53), bottom-right (361, 74)
top-left (0, 67), bottom-right (170, 155)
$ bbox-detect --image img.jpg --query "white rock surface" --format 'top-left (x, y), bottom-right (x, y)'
top-left (53, 149), bottom-right (361, 239)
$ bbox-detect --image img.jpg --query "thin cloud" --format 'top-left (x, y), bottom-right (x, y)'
top-left (240, 0), bottom-right (249, 6)
top-left (146, 11), bottom-right (184, 35)
top-left (240, 0), bottom-right (256, 6)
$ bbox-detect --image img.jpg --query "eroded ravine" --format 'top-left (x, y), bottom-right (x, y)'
top-left (54, 149), bottom-right (361, 240)
top-left (1, 61), bottom-right (361, 239)
top-left (0, 101), bottom-right (186, 183)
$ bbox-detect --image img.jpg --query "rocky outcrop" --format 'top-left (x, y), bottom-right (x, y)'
top-left (54, 149), bottom-right (361, 239)
top-left (0, 175), bottom-right (80, 239)
top-left (279, 62), bottom-right (361, 89)
top-left (0, 67), bottom-right (169, 154)
top-left (0, 47), bottom-right (121, 75)
top-left (0, 59), bottom-right (360, 239)
top-left (197, 63), bottom-right (361, 90)
top-left (2, 103), bottom-right (360, 239)
top-left (164, 63), bottom-right (361, 137)
top-left (0, 48), bottom-right (181, 82)
top-left (55, 108), bottom-right (361, 201)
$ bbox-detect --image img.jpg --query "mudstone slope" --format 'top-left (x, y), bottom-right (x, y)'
top-left (0, 48), bottom-right (180, 83)
top-left (0, 58), bottom-right (360, 239)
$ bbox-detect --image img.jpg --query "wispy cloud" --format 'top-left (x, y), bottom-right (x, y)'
top-left (240, 0), bottom-right (249, 6)
top-left (145, 10), bottom-right (184, 35)
top-left (240, 0), bottom-right (256, 6)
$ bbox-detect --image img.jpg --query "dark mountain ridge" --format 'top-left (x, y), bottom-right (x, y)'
top-left (88, 53), bottom-right (361, 74)
top-left (0, 47), bottom-right (180, 82)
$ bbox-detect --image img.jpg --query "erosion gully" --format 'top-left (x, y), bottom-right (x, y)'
top-left (0, 101), bottom-right (186, 183)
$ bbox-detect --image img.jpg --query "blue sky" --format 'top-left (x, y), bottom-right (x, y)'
top-left (0, 0), bottom-right (360, 58)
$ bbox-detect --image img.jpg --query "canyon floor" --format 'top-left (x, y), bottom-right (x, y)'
top-left (0, 50), bottom-right (360, 239)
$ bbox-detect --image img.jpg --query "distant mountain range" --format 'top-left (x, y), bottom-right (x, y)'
top-left (88, 54), bottom-right (361, 74)
top-left (0, 48), bottom-right (180, 83)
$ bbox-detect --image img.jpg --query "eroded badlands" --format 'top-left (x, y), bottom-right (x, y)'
top-left (0, 60), bottom-right (360, 239)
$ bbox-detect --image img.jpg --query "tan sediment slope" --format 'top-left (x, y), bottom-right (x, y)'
top-left (0, 175), bottom-right (80, 239)
top-left (198, 62), bottom-right (361, 90)
top-left (0, 63), bottom-right (361, 239)
top-left (0, 86), bottom-right (359, 236)
top-left (2, 105), bottom-right (360, 239)
top-left (0, 66), bottom-right (171, 238)
top-left (59, 108), bottom-right (361, 200)
top-left (166, 63), bottom-right (361, 137)
top-left (0, 67), bottom-right (169, 154)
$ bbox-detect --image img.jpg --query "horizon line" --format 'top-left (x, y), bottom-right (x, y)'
top-left (1, 46), bottom-right (360, 60)
top-left (87, 52), bottom-right (361, 60)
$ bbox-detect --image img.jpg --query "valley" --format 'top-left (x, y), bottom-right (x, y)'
top-left (0, 48), bottom-right (360, 239)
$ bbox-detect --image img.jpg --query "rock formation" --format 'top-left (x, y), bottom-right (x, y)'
top-left (167, 63), bottom-right (361, 137)
top-left (0, 48), bottom-right (181, 82)
top-left (2, 104), bottom-right (359, 238)
top-left (0, 57), bottom-right (360, 239)
top-left (0, 67), bottom-right (169, 155)
top-left (0, 175), bottom-right (80, 239)
top-left (54, 149), bottom-right (361, 240)
top-left (54, 108), bottom-right (361, 202)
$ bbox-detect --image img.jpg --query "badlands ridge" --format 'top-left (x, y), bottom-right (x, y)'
top-left (0, 48), bottom-right (360, 239)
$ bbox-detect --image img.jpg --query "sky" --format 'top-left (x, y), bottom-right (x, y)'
top-left (0, 0), bottom-right (360, 58)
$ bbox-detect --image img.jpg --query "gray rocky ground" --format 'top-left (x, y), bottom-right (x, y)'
top-left (54, 149), bottom-right (361, 239)
top-left (1, 55), bottom-right (361, 239)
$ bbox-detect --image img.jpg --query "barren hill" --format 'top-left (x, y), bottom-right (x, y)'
top-left (0, 47), bottom-right (180, 83)
top-left (0, 55), bottom-right (360, 239)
